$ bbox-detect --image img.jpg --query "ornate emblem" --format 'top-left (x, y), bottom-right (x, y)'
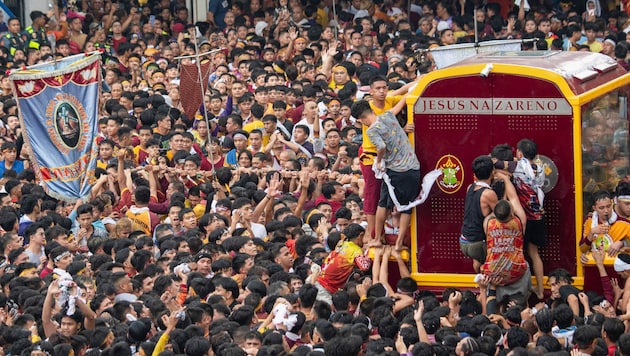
top-left (533, 154), bottom-right (558, 193)
top-left (435, 154), bottom-right (464, 194)
top-left (45, 93), bottom-right (90, 152)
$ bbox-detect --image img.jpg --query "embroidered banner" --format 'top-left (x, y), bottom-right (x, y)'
top-left (10, 53), bottom-right (101, 202)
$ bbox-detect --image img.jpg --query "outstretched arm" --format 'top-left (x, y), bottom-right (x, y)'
top-left (498, 170), bottom-right (526, 229)
top-left (389, 93), bottom-right (409, 116)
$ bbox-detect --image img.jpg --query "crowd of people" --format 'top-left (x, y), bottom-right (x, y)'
top-left (0, 0), bottom-right (629, 355)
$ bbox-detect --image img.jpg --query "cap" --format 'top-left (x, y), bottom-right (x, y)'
top-left (437, 21), bottom-right (450, 32)
top-left (195, 252), bottom-right (213, 262)
top-left (30, 11), bottom-right (46, 21)
top-left (144, 48), bottom-right (159, 58)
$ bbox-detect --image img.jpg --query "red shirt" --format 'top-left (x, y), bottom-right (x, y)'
top-left (317, 241), bottom-right (370, 294)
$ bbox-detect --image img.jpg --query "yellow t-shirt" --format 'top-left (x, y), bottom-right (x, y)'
top-left (96, 159), bottom-right (110, 170)
top-left (362, 95), bottom-right (403, 165)
top-left (264, 103), bottom-right (275, 116)
top-left (316, 8), bottom-right (329, 27)
top-left (126, 209), bottom-right (153, 235)
top-left (586, 40), bottom-right (603, 53)
top-left (243, 120), bottom-right (264, 133)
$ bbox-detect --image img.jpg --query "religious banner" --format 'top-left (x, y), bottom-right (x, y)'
top-left (180, 60), bottom-right (212, 120)
top-left (10, 53), bottom-right (101, 202)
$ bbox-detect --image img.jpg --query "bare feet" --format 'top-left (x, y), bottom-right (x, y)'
top-left (394, 242), bottom-right (406, 252)
top-left (394, 235), bottom-right (406, 251)
top-left (367, 238), bottom-right (382, 247)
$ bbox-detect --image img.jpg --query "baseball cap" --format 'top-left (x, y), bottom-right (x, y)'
top-left (195, 252), bottom-right (213, 262)
top-left (30, 11), bottom-right (46, 21)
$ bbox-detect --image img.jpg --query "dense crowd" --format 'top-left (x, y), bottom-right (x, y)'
top-left (0, 0), bottom-right (629, 356)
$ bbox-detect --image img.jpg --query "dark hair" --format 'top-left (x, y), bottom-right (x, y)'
top-left (618, 333), bottom-right (630, 356)
top-left (490, 143), bottom-right (513, 161)
top-left (506, 326), bottom-right (528, 349)
top-left (616, 181), bottom-right (630, 198)
top-left (536, 335), bottom-right (561, 352)
top-left (294, 124), bottom-right (310, 137)
top-left (494, 200), bottom-right (511, 221)
top-left (572, 325), bottom-right (600, 350)
top-left (369, 75), bottom-right (387, 86)
top-left (0, 212), bottom-right (17, 232)
top-left (553, 304), bottom-right (574, 329)
top-left (299, 283), bottom-right (318, 309)
top-left (516, 139), bottom-right (537, 160)
top-left (134, 186), bottom-right (151, 205)
top-left (313, 319), bottom-right (337, 341)
top-left (19, 195), bottom-right (40, 215)
top-left (535, 307), bottom-right (553, 333)
top-left (458, 337), bottom-right (479, 356)
top-left (593, 190), bottom-right (612, 204)
top-left (77, 203), bottom-right (94, 216)
top-left (343, 223), bottom-right (365, 241)
top-left (548, 268), bottom-right (573, 285)
top-left (213, 276), bottom-right (240, 300)
top-left (321, 181), bottom-right (341, 199)
top-left (472, 155), bottom-right (494, 180)
top-left (615, 43), bottom-right (628, 59)
top-left (602, 317), bottom-right (624, 342)
top-left (184, 337), bottom-right (212, 356)
top-left (350, 100), bottom-right (372, 120)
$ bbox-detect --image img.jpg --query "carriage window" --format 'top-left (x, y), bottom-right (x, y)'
top-left (581, 88), bottom-right (630, 217)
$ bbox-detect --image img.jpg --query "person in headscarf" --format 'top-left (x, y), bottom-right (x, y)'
top-left (328, 62), bottom-right (356, 93)
top-left (583, 0), bottom-right (601, 20)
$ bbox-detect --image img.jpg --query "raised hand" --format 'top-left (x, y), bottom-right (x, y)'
top-left (267, 172), bottom-right (282, 197)
top-left (289, 26), bottom-right (298, 41)
top-left (413, 300), bottom-right (424, 322)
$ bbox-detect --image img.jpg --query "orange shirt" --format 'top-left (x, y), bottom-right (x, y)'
top-left (481, 217), bottom-right (527, 285)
